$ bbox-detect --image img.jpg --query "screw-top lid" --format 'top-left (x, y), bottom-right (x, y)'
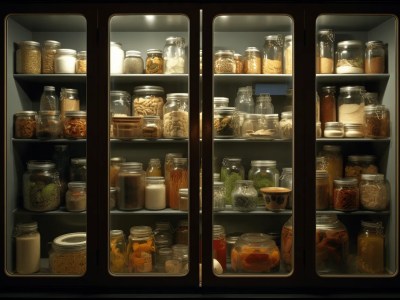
top-left (43, 40), bottom-right (61, 47)
top-left (27, 160), bottom-right (55, 170)
top-left (334, 177), bottom-right (358, 186)
top-left (251, 160), bottom-right (277, 167)
top-left (126, 50), bottom-right (142, 57)
top-left (68, 181), bottom-right (86, 189)
top-left (110, 229), bottom-right (124, 238)
top-left (52, 232), bottom-right (86, 251)
top-left (71, 157), bottom-right (87, 165)
top-left (360, 173), bottom-right (384, 181)
top-left (18, 41), bottom-right (40, 47)
top-left (56, 49), bottom-right (77, 56)
top-left (15, 221), bottom-right (38, 234)
top-left (129, 225), bottom-right (153, 237)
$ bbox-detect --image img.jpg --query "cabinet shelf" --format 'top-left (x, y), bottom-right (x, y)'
top-left (12, 138), bottom-right (86, 143)
top-left (316, 74), bottom-right (389, 84)
top-left (213, 138), bottom-right (292, 143)
top-left (13, 74), bottom-right (86, 84)
top-left (214, 74), bottom-right (292, 85)
top-left (110, 138), bottom-right (187, 144)
top-left (13, 208), bottom-right (86, 215)
top-left (110, 208), bottom-right (188, 216)
top-left (316, 210), bottom-right (390, 215)
top-left (214, 209), bottom-right (292, 216)
top-left (110, 74), bottom-right (188, 84)
top-left (316, 138), bottom-right (390, 143)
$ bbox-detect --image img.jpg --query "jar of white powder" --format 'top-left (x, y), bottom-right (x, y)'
top-left (54, 49), bottom-right (77, 73)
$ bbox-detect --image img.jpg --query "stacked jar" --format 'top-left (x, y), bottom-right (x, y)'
top-left (163, 93), bottom-right (189, 139)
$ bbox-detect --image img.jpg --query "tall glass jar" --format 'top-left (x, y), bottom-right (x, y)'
top-left (279, 111), bottom-right (293, 139)
top-left (75, 50), bottom-right (87, 74)
top-left (360, 173), bottom-right (389, 211)
top-left (316, 170), bottom-right (329, 210)
top-left (231, 180), bottom-right (258, 212)
top-left (213, 107), bottom-right (239, 138)
top-left (168, 157), bottom-right (188, 209)
top-left (365, 41), bottom-right (385, 74)
top-left (317, 29), bottom-right (335, 74)
top-left (235, 86), bottom-right (254, 114)
top-left (36, 110), bottom-right (61, 139)
top-left (280, 167), bottom-right (293, 208)
top-left (163, 36), bottom-right (185, 74)
top-left (16, 41), bottom-right (41, 74)
top-left (338, 86), bottom-right (365, 125)
top-left (146, 158), bottom-right (162, 177)
top-left (65, 181), bottom-right (86, 212)
top-left (110, 42), bottom-right (124, 74)
top-left (127, 226), bottom-right (155, 273)
top-left (14, 111), bottom-right (37, 139)
top-left (336, 40), bottom-right (364, 74)
top-left (234, 53), bottom-right (244, 74)
top-left (40, 85), bottom-right (59, 111)
top-left (145, 49), bottom-right (163, 74)
top-left (110, 229), bottom-right (127, 273)
top-left (221, 158), bottom-right (245, 206)
top-left (145, 176), bottom-right (166, 210)
top-left (117, 162), bottom-right (145, 210)
top-left (110, 157), bottom-right (126, 187)
top-left (54, 49), bottom-right (77, 74)
top-left (133, 85), bottom-right (164, 118)
top-left (333, 177), bottom-right (360, 211)
top-left (248, 160), bottom-right (279, 205)
top-left (262, 34), bottom-right (283, 74)
top-left (320, 86), bottom-right (337, 134)
top-left (213, 181), bottom-right (226, 211)
top-left (284, 35), bottom-right (293, 74)
top-left (214, 50), bottom-right (236, 74)
top-left (70, 157), bottom-right (87, 182)
top-left (243, 47), bottom-right (261, 74)
top-left (123, 50), bottom-right (144, 74)
top-left (14, 221), bottom-right (40, 274)
top-left (164, 153), bottom-right (182, 208)
top-left (60, 88), bottom-right (80, 120)
top-left (255, 93), bottom-right (274, 114)
top-left (41, 40), bottom-right (60, 74)
top-left (110, 90), bottom-right (131, 117)
top-left (364, 104), bottom-right (390, 138)
top-left (213, 225), bottom-right (227, 271)
top-left (163, 93), bottom-right (189, 138)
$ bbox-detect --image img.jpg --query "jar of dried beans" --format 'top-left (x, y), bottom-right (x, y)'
top-left (63, 111), bottom-right (87, 139)
top-left (333, 177), bottom-right (359, 211)
top-left (41, 40), bottom-right (61, 74)
top-left (214, 50), bottom-right (236, 74)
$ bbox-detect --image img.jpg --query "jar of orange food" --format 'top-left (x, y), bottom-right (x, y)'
top-left (127, 226), bottom-right (155, 273)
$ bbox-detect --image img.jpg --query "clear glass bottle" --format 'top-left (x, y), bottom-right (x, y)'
top-left (338, 86), bottom-right (365, 125)
top-left (163, 93), bottom-right (189, 138)
top-left (163, 36), bottom-right (185, 74)
top-left (213, 181), bottom-right (226, 211)
top-left (316, 170), bottom-right (329, 210)
top-left (279, 111), bottom-right (293, 139)
top-left (127, 226), bottom-right (155, 273)
top-left (364, 104), bottom-right (390, 138)
top-left (360, 173), bottom-right (389, 211)
top-left (117, 162), bottom-right (145, 210)
top-left (16, 41), bottom-right (41, 74)
top-left (243, 47), bottom-right (261, 74)
top-left (110, 90), bottom-right (131, 117)
top-left (146, 158), bottom-right (162, 177)
top-left (110, 156), bottom-right (126, 187)
top-left (41, 40), bottom-right (61, 74)
top-left (110, 229), bottom-right (127, 273)
top-left (280, 167), bottom-right (293, 208)
top-left (336, 40), bottom-right (364, 74)
top-left (214, 50), bottom-right (236, 74)
top-left (123, 50), bottom-right (144, 74)
top-left (231, 180), bottom-right (258, 212)
top-left (255, 93), bottom-right (274, 114)
top-left (317, 29), bottom-right (335, 74)
top-left (14, 111), bottom-right (37, 139)
top-left (36, 110), bottom-right (61, 139)
top-left (110, 41), bottom-right (124, 74)
top-left (168, 158), bottom-right (188, 210)
top-left (63, 111), bottom-right (87, 139)
top-left (40, 85), bottom-right (59, 111)
top-left (221, 158), bottom-right (245, 206)
top-left (70, 157), bottom-right (87, 182)
top-left (60, 88), bottom-right (80, 120)
top-left (133, 85), bottom-right (164, 119)
top-left (75, 50), bottom-right (87, 74)
top-left (179, 188), bottom-right (189, 211)
top-left (145, 49), bottom-right (163, 74)
top-left (14, 221), bottom-right (40, 274)
top-left (320, 86), bottom-right (337, 134)
top-left (248, 160), bottom-right (280, 205)
top-left (262, 34), bottom-right (283, 74)
top-left (54, 49), bottom-right (77, 74)
top-left (145, 176), bottom-right (166, 210)
top-left (365, 41), bottom-right (385, 74)
top-left (281, 216), bottom-right (293, 272)
top-left (213, 107), bottom-right (239, 138)
top-left (333, 177), bottom-right (360, 211)
top-left (235, 86), bottom-right (254, 114)
top-left (65, 181), bottom-right (86, 212)
top-left (213, 224), bottom-right (227, 271)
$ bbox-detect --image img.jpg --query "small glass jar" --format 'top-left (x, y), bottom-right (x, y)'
top-left (41, 40), bottom-right (61, 74)
top-left (255, 93), bottom-right (274, 114)
top-left (110, 157), bottom-right (126, 187)
top-left (248, 160), bottom-right (280, 205)
top-left (110, 229), bottom-right (127, 273)
top-left (145, 49), bottom-right (163, 74)
top-left (178, 188), bottom-right (189, 211)
top-left (231, 233), bottom-right (280, 273)
top-left (36, 110), bottom-right (61, 139)
top-left (231, 180), bottom-right (258, 212)
top-left (109, 187), bottom-right (117, 210)
top-left (333, 177), bottom-right (360, 211)
top-left (175, 219), bottom-right (189, 245)
top-left (117, 162), bottom-right (145, 210)
top-left (70, 157), bottom-right (87, 182)
top-left (280, 167), bottom-right (293, 208)
top-left (156, 247), bottom-right (173, 273)
top-left (168, 157), bottom-right (188, 209)
top-left (260, 114), bottom-right (280, 139)
top-left (133, 85), bottom-right (164, 119)
top-left (75, 51), bottom-right (87, 74)
top-left (320, 86), bottom-right (337, 133)
top-left (214, 50), bottom-right (236, 74)
top-left (243, 47), bottom-right (261, 74)
top-left (263, 34), bottom-right (283, 74)
top-left (234, 53), bottom-right (243, 74)
top-left (316, 170), bottom-right (329, 210)
top-left (142, 115), bottom-right (162, 139)
top-left (169, 244), bottom-right (189, 274)
top-left (281, 216), bottom-right (293, 272)
top-left (235, 86), bottom-right (254, 114)
top-left (365, 41), bottom-right (385, 74)
top-left (213, 181), bottom-right (226, 211)
top-left (213, 97), bottom-right (229, 108)
top-left (213, 225), bottom-right (227, 271)
top-left (40, 85), bottom-right (59, 111)
top-left (112, 116), bottom-right (143, 139)
top-left (279, 111), bottom-right (293, 139)
top-left (336, 40), bottom-right (364, 74)
top-left (357, 221), bottom-right (385, 274)
top-left (123, 50), bottom-right (144, 74)
top-left (110, 90), bottom-right (131, 117)
top-left (345, 155), bottom-right (378, 182)
top-left (145, 176), bottom-right (166, 210)
top-left (16, 41), bottom-right (41, 74)
top-left (146, 158), bottom-right (162, 177)
top-left (317, 29), bottom-right (335, 74)
top-left (364, 105), bottom-right (390, 138)
top-left (241, 113), bottom-right (260, 138)
top-left (60, 88), bottom-right (80, 120)
top-left (54, 49), bottom-right (77, 74)
top-left (14, 111), bottom-right (37, 139)
top-left (127, 226), bottom-right (155, 273)
top-left (110, 42), bottom-right (124, 74)
top-left (319, 145), bottom-right (343, 205)
top-left (221, 158), bottom-right (245, 206)
top-left (213, 107), bottom-right (239, 138)
top-left (49, 232), bottom-right (86, 275)
top-left (14, 221), bottom-right (40, 274)
top-left (360, 173), bottom-right (389, 211)
top-left (338, 86), bottom-right (365, 125)
top-left (364, 92), bottom-right (379, 106)
top-left (344, 123), bottom-right (364, 138)
top-left (65, 181), bottom-right (86, 212)
top-left (63, 111), bottom-right (87, 139)
top-left (163, 36), bottom-right (185, 74)
top-left (163, 93), bottom-right (189, 139)
top-left (324, 121), bottom-right (344, 138)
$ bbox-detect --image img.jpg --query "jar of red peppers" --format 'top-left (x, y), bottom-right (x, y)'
top-left (333, 177), bottom-right (360, 211)
top-left (127, 226), bottom-right (155, 273)
top-left (213, 224), bottom-right (227, 272)
top-left (63, 110), bottom-right (87, 139)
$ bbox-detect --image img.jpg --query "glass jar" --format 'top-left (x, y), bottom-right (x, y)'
top-left (40, 85), bottom-right (59, 111)
top-left (41, 40), bottom-right (61, 74)
top-left (112, 116), bottom-right (143, 139)
top-left (213, 225), bottom-right (227, 271)
top-left (281, 216), bottom-right (293, 272)
top-left (345, 155), bottom-right (378, 182)
top-left (49, 232), bottom-right (86, 275)
top-left (283, 35), bottom-right (293, 74)
top-left (241, 113), bottom-right (260, 138)
top-left (360, 173), bottom-right (389, 211)
top-left (324, 121), bottom-right (344, 138)
top-left (145, 49), bottom-right (163, 74)
top-left (214, 50), bottom-right (236, 74)
top-left (16, 41), bottom-right (41, 74)
top-left (14, 221), bottom-right (40, 274)
top-left (243, 47), bottom-right (261, 74)
top-left (75, 50), bottom-right (87, 74)
top-left (110, 42), bottom-right (124, 74)
top-left (221, 158), bottom-right (245, 206)
top-left (231, 233), bottom-right (280, 273)
top-left (70, 157), bottom-right (87, 182)
top-left (133, 85), bottom-right (164, 118)
top-left (145, 176), bottom-right (166, 210)
top-left (317, 29), bottom-right (335, 74)
top-left (248, 160), bottom-right (280, 205)
top-left (63, 111), bottom-right (87, 139)
top-left (110, 90), bottom-right (131, 117)
top-left (65, 181), bottom-right (86, 212)
top-left (14, 111), bottom-right (37, 139)
top-left (142, 115), bottom-right (162, 139)
top-left (213, 107), bottom-right (239, 138)
top-left (123, 50), bottom-right (144, 74)
top-left (235, 86), bottom-right (254, 114)
top-left (319, 145), bottom-right (343, 206)
top-left (280, 167), bottom-right (293, 208)
top-left (110, 229), bottom-right (127, 273)
top-left (117, 162), bottom-right (145, 210)
top-left (127, 226), bottom-right (155, 273)
top-left (54, 49), bottom-right (77, 74)
top-left (364, 92), bottom-right (379, 105)
top-left (255, 93), bottom-right (274, 114)
top-left (36, 110), bottom-right (61, 139)
top-left (110, 157), bottom-right (126, 187)
top-left (231, 180), bottom-right (258, 212)
top-left (234, 53), bottom-right (243, 74)
top-left (316, 214), bottom-right (349, 274)
top-left (156, 247), bottom-right (173, 273)
top-left (320, 86), bottom-right (337, 134)
top-left (213, 181), bottom-right (226, 211)
top-left (154, 221), bottom-right (174, 247)
top-left (364, 104), bottom-right (390, 138)
top-left (175, 219), bottom-right (189, 245)
top-left (163, 36), bottom-right (185, 74)
top-left (333, 177), bottom-right (360, 211)
top-left (260, 114), bottom-right (280, 139)
top-left (357, 221), bottom-right (385, 274)
top-left (60, 88), bottom-right (80, 120)
top-left (146, 158), bottom-right (162, 177)
top-left (169, 244), bottom-right (189, 274)
top-left (316, 170), bottom-right (329, 210)
top-left (164, 153), bottom-right (182, 207)
top-left (344, 123), bottom-right (364, 138)
top-left (365, 41), bottom-right (385, 74)
top-left (226, 233), bottom-right (241, 265)
top-left (279, 111), bottom-right (293, 139)
top-left (262, 34), bottom-right (283, 74)
top-left (168, 157), bottom-right (188, 210)
top-left (214, 97), bottom-right (229, 108)
top-left (336, 40), bottom-right (364, 74)
top-left (163, 93), bottom-right (189, 138)
top-left (109, 187), bottom-right (117, 210)
top-left (178, 188), bottom-right (189, 211)
top-left (338, 86), bottom-right (365, 125)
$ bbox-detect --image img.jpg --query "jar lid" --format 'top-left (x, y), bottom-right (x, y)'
top-left (364, 104), bottom-right (386, 112)
top-left (165, 36), bottom-right (185, 43)
top-left (43, 40), bottom-right (61, 47)
top-left (265, 35), bottom-right (280, 41)
top-left (281, 111), bottom-right (292, 118)
top-left (239, 233), bottom-right (276, 246)
top-left (110, 90), bottom-right (131, 98)
top-left (316, 214), bottom-right (339, 228)
top-left (365, 40), bottom-right (384, 47)
top-left (110, 229), bottom-right (124, 238)
top-left (285, 35), bottom-right (292, 41)
top-left (16, 221), bottom-right (38, 233)
top-left (110, 157), bottom-right (126, 163)
top-left (361, 173), bottom-right (384, 181)
top-left (56, 48), bottom-right (77, 55)
top-left (173, 157), bottom-right (188, 164)
top-left (158, 247), bottom-right (173, 255)
top-left (226, 157), bottom-right (242, 163)
top-left (146, 49), bottom-right (162, 54)
top-left (325, 121), bottom-right (343, 128)
top-left (265, 113), bottom-right (279, 119)
top-left (62, 88), bottom-right (79, 94)
top-left (334, 177), bottom-right (358, 186)
top-left (316, 170), bottom-right (328, 178)
top-left (344, 123), bottom-right (363, 129)
top-left (18, 40), bottom-right (40, 47)
top-left (71, 157), bottom-right (87, 165)
top-left (251, 160), bottom-right (276, 167)
top-left (244, 113), bottom-right (259, 120)
top-left (68, 181), bottom-right (86, 189)
top-left (126, 50), bottom-right (142, 57)
top-left (213, 181), bottom-right (224, 187)
top-left (166, 93), bottom-right (189, 100)
top-left (129, 225), bottom-right (152, 237)
top-left (120, 162), bottom-right (143, 171)
top-left (44, 85), bottom-right (56, 91)
top-left (213, 97), bottom-right (229, 103)
top-left (134, 85), bottom-right (164, 94)
top-left (337, 40), bottom-right (363, 47)
top-left (38, 110), bottom-right (60, 116)
top-left (226, 233), bottom-right (242, 244)
top-left (361, 220), bottom-right (384, 230)
top-left (339, 86), bottom-right (365, 93)
top-left (112, 116), bottom-right (143, 123)
top-left (245, 47), bottom-right (260, 52)
top-left (322, 145), bottom-right (341, 152)
top-left (146, 176), bottom-right (165, 184)
top-left (14, 110), bottom-right (37, 116)
top-left (110, 41), bottom-right (122, 47)
top-left (65, 110), bottom-right (87, 117)
top-left (215, 50), bottom-right (235, 56)
top-left (52, 232), bottom-right (86, 251)
top-left (321, 86), bottom-right (336, 92)
top-left (143, 115), bottom-right (160, 120)
top-left (214, 106), bottom-right (236, 113)
top-left (165, 153), bottom-right (183, 159)
top-left (347, 155), bottom-right (376, 162)
top-left (213, 224), bottom-right (225, 236)
top-left (77, 50), bottom-right (87, 56)
top-left (179, 188), bottom-right (189, 196)
top-left (27, 160), bottom-right (55, 170)
top-left (233, 53), bottom-right (242, 58)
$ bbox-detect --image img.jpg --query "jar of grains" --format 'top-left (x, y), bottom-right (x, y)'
top-left (213, 107), bottom-right (239, 138)
top-left (231, 180), bottom-right (258, 212)
top-left (41, 40), bottom-right (61, 74)
top-left (63, 111), bottom-right (87, 139)
top-left (70, 158), bottom-right (87, 182)
top-left (284, 35), bottom-right (293, 74)
top-left (336, 40), bottom-right (364, 74)
top-left (243, 47), bottom-right (261, 74)
top-left (248, 160), bottom-right (280, 206)
top-left (234, 53), bottom-right (244, 74)
top-left (16, 41), bottom-right (41, 74)
top-left (117, 162), bottom-right (145, 210)
top-left (110, 42), bottom-right (124, 74)
top-left (333, 177), bottom-right (359, 211)
top-left (36, 110), bottom-right (62, 139)
top-left (65, 181), bottom-right (86, 212)
top-left (365, 41), bottom-right (385, 74)
top-left (133, 85), bottom-right (165, 119)
top-left (345, 155), bottom-right (378, 182)
top-left (54, 49), bottom-right (77, 74)
top-left (123, 50), bottom-right (143, 74)
top-left (14, 111), bottom-right (37, 139)
top-left (168, 157), bottom-right (188, 209)
top-left (163, 93), bottom-right (189, 138)
top-left (364, 104), bottom-right (390, 138)
top-left (338, 86), bottom-right (365, 125)
top-left (60, 88), bottom-right (80, 120)
top-left (213, 225), bottom-right (227, 271)
top-left (344, 123), bottom-right (364, 138)
top-left (14, 221), bottom-right (40, 275)
top-left (127, 226), bottom-right (155, 273)
top-left (214, 50), bottom-right (236, 74)
top-left (360, 173), bottom-right (389, 211)
top-left (163, 36), bottom-right (185, 74)
top-left (75, 51), bottom-right (87, 74)
top-left (317, 29), bottom-right (335, 74)
top-left (316, 170), bottom-right (329, 210)
top-left (263, 35), bottom-right (283, 74)
top-left (109, 230), bottom-right (127, 273)
top-left (145, 49), bottom-right (164, 74)
top-left (145, 176), bottom-right (166, 210)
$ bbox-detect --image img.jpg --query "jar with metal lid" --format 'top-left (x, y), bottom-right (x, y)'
top-left (248, 160), bottom-right (280, 205)
top-left (133, 85), bottom-right (164, 118)
top-left (360, 173), bottom-right (389, 211)
top-left (70, 157), bottom-right (87, 182)
top-left (317, 29), bottom-right (335, 74)
top-left (156, 247), bottom-right (173, 273)
top-left (110, 42), bottom-right (124, 74)
top-left (235, 86), bottom-right (254, 114)
top-left (175, 219), bottom-right (189, 245)
top-left (60, 88), bottom-right (80, 120)
top-left (234, 53), bottom-right (243, 74)
top-left (336, 40), bottom-right (364, 74)
top-left (154, 221), bottom-right (174, 247)
top-left (345, 155), bottom-right (378, 182)
top-left (214, 50), bottom-right (236, 74)
top-left (163, 36), bottom-right (185, 74)
top-left (364, 104), bottom-right (390, 138)
top-left (145, 176), bottom-right (166, 210)
top-left (333, 177), bottom-right (359, 211)
top-left (357, 221), bottom-right (385, 274)
top-left (344, 123), bottom-right (364, 138)
top-left (284, 35), bottom-right (293, 74)
top-left (169, 244), bottom-right (189, 274)
top-left (213, 107), bottom-right (239, 138)
top-left (364, 92), bottom-right (379, 105)
top-left (146, 158), bottom-right (162, 177)
top-left (141, 115), bottom-right (162, 139)
top-left (281, 216), bottom-right (293, 272)
top-left (365, 41), bottom-right (385, 74)
top-left (220, 158), bottom-right (245, 206)
top-left (255, 93), bottom-right (274, 114)
top-left (263, 34), bottom-right (283, 74)
top-left (117, 162), bottom-right (145, 210)
top-left (280, 167), bottom-right (293, 208)
top-left (65, 181), bottom-right (86, 212)
top-left (63, 111), bottom-right (87, 139)
top-left (213, 181), bottom-right (226, 211)
top-left (164, 153), bottom-right (183, 207)
top-left (279, 111), bottom-right (293, 139)
top-left (259, 114), bottom-right (280, 139)
top-left (231, 180), bottom-right (258, 212)
top-left (213, 225), bottom-right (227, 271)
top-left (41, 40), bottom-right (61, 74)
top-left (231, 233), bottom-right (280, 273)
top-left (49, 232), bottom-right (86, 275)
top-left (243, 47), bottom-right (261, 74)
top-left (316, 214), bottom-right (349, 274)
top-left (163, 93), bottom-right (189, 138)
top-left (319, 145), bottom-right (343, 206)
top-left (145, 49), bottom-right (163, 74)
top-left (338, 86), bottom-right (365, 125)
top-left (40, 85), bottom-right (59, 111)
top-left (110, 229), bottom-right (127, 273)
top-left (109, 187), bottom-right (117, 210)
top-left (241, 113), bottom-right (260, 138)
top-left (112, 116), bottom-right (143, 139)
top-left (168, 157), bottom-right (188, 209)
top-left (213, 97), bottom-right (229, 108)
top-left (324, 121), bottom-right (344, 138)
top-left (75, 51), bottom-right (87, 74)
top-left (178, 188), bottom-right (189, 211)
top-left (316, 170), bottom-right (329, 210)
top-left (127, 226), bottom-right (155, 273)
top-left (110, 90), bottom-right (131, 117)
top-left (14, 221), bottom-right (40, 274)
top-left (14, 111), bottom-right (37, 139)
top-left (54, 49), bottom-right (77, 74)
top-left (110, 157), bottom-right (126, 187)
top-left (36, 110), bottom-right (61, 139)
top-left (320, 86), bottom-right (337, 133)
top-left (16, 41), bottom-right (41, 74)
top-left (123, 50), bottom-right (144, 74)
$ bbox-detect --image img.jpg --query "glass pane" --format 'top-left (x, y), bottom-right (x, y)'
top-left (212, 14), bottom-right (294, 276)
top-left (5, 14), bottom-right (88, 276)
top-left (315, 14), bottom-right (398, 276)
top-left (108, 14), bottom-right (190, 276)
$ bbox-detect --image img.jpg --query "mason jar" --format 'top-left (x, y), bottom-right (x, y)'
top-left (60, 88), bottom-right (80, 120)
top-left (344, 123), bottom-right (364, 138)
top-left (127, 226), bottom-right (155, 273)
top-left (36, 110), bottom-right (61, 139)
top-left (110, 157), bottom-right (126, 187)
top-left (63, 111), bottom-right (87, 139)
top-left (213, 97), bottom-right (229, 108)
top-left (365, 41), bottom-right (385, 74)
top-left (324, 121), bottom-right (344, 138)
top-left (14, 111), bottom-right (37, 139)
top-left (75, 51), bottom-right (87, 74)
top-left (234, 53), bottom-right (244, 74)
top-left (142, 115), bottom-right (162, 139)
top-left (110, 90), bottom-right (131, 117)
top-left (317, 29), bottom-right (335, 74)
top-left (345, 155), bottom-right (378, 182)
top-left (110, 229), bottom-right (127, 273)
top-left (163, 93), bottom-right (189, 138)
top-left (279, 111), bottom-right (293, 139)
top-left (70, 157), bottom-right (87, 182)
top-left (262, 34), bottom-right (283, 74)
top-left (123, 50), bottom-right (144, 74)
top-left (133, 85), bottom-right (164, 118)
top-left (213, 225), bottom-right (227, 271)
top-left (14, 221), bottom-right (40, 274)
top-left (117, 162), bottom-right (145, 210)
top-left (145, 177), bottom-right (166, 210)
top-left (145, 49), bottom-right (164, 74)
top-left (214, 50), bottom-right (236, 74)
top-left (235, 86), bottom-right (254, 114)
top-left (231, 180), bottom-right (258, 212)
top-left (241, 113), bottom-right (260, 138)
top-left (338, 86), bottom-right (365, 125)
top-left (16, 41), bottom-right (41, 74)
top-left (336, 40), bottom-right (364, 74)
top-left (283, 35), bottom-right (293, 74)
top-left (364, 104), bottom-right (390, 138)
top-left (65, 181), bottom-right (86, 212)
top-left (220, 158), bottom-right (245, 206)
top-left (360, 173), bottom-right (389, 211)
top-left (320, 86), bottom-right (337, 134)
top-left (54, 49), bottom-right (77, 74)
top-left (248, 160), bottom-right (279, 205)
top-left (213, 181), bottom-right (226, 211)
top-left (255, 93), bottom-right (274, 114)
top-left (213, 107), bottom-right (239, 138)
top-left (110, 42), bottom-right (124, 74)
top-left (41, 40), bottom-right (61, 74)
top-left (333, 177), bottom-right (360, 211)
top-left (163, 36), bottom-right (185, 74)
top-left (243, 47), bottom-right (261, 74)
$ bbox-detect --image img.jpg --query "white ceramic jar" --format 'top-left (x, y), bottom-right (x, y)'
top-left (54, 49), bottom-right (77, 74)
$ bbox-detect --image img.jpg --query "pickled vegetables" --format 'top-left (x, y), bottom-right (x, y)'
top-left (231, 245), bottom-right (280, 273)
top-left (128, 239), bottom-right (155, 273)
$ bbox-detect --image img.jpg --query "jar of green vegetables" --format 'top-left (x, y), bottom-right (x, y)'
top-left (220, 158), bottom-right (244, 206)
top-left (248, 160), bottom-right (280, 206)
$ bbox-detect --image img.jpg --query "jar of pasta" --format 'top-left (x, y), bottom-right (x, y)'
top-left (364, 104), bottom-right (390, 138)
top-left (145, 49), bottom-right (163, 74)
top-left (133, 85), bottom-right (164, 119)
top-left (16, 41), bottom-right (41, 74)
top-left (14, 111), bottom-right (37, 139)
top-left (214, 50), bottom-right (236, 74)
top-left (127, 226), bottom-right (155, 273)
top-left (360, 173), bottom-right (389, 211)
top-left (163, 93), bottom-right (189, 139)
top-left (345, 155), bottom-right (378, 182)
top-left (243, 47), bottom-right (261, 74)
top-left (333, 177), bottom-right (359, 211)
top-left (63, 111), bottom-right (87, 139)
top-left (262, 35), bottom-right (283, 74)
top-left (365, 41), bottom-right (385, 74)
top-left (110, 229), bottom-right (127, 273)
top-left (41, 40), bottom-right (60, 74)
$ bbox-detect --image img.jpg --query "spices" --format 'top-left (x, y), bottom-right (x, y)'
top-left (60, 88), bottom-right (80, 120)
top-left (260, 187), bottom-right (291, 212)
top-left (112, 116), bottom-right (143, 139)
top-left (36, 110), bottom-right (61, 139)
top-left (133, 85), bottom-right (164, 119)
top-left (360, 173), bottom-right (389, 211)
top-left (163, 36), bottom-right (185, 74)
top-left (344, 123), bottom-right (364, 138)
top-left (146, 158), bottom-right (162, 177)
top-left (75, 51), bottom-right (87, 74)
top-left (142, 116), bottom-right (162, 139)
top-left (333, 178), bottom-right (359, 211)
top-left (279, 111), bottom-right (293, 139)
top-left (248, 160), bottom-right (279, 206)
top-left (365, 41), bottom-right (385, 74)
top-left (40, 85), bottom-right (59, 111)
top-left (316, 170), bottom-right (329, 210)
top-left (231, 180), bottom-right (258, 212)
top-left (221, 158), bottom-right (245, 206)
top-left (41, 40), bottom-right (61, 74)
top-left (117, 162), bottom-right (145, 210)
top-left (163, 93), bottom-right (189, 138)
top-left (317, 29), bottom-right (335, 74)
top-left (127, 226), bottom-right (155, 273)
top-left (65, 181), bottom-right (86, 212)
top-left (145, 49), bottom-right (163, 74)
top-left (338, 86), bottom-right (365, 125)
top-left (336, 40), bottom-right (364, 74)
top-left (15, 222), bottom-right (40, 274)
top-left (179, 188), bottom-right (189, 211)
top-left (123, 50), bottom-right (144, 74)
top-left (213, 181), bottom-right (226, 211)
top-left (213, 107), bottom-right (239, 138)
top-left (16, 41), bottom-right (41, 74)
top-left (214, 50), bottom-right (236, 74)
top-left (263, 35), bottom-right (283, 74)
top-left (320, 86), bottom-right (337, 134)
top-left (110, 230), bottom-right (127, 273)
top-left (234, 53), bottom-right (243, 73)
top-left (323, 121), bottom-right (344, 138)
top-left (145, 176), bottom-right (166, 210)
top-left (213, 225), bottom-right (227, 271)
top-left (281, 216), bottom-right (293, 272)
top-left (364, 105), bottom-right (390, 138)
top-left (14, 111), bottom-right (37, 139)
top-left (345, 155), bottom-right (378, 182)
top-left (54, 49), bottom-right (77, 74)
top-left (70, 157), bottom-right (87, 182)
top-left (110, 42), bottom-right (124, 74)
top-left (168, 157), bottom-right (188, 209)
top-left (284, 35), bottom-right (293, 74)
top-left (243, 47), bottom-right (261, 74)
top-left (63, 111), bottom-right (87, 139)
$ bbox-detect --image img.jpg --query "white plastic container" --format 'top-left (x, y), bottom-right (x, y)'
top-left (54, 49), bottom-right (77, 74)
top-left (110, 42), bottom-right (124, 74)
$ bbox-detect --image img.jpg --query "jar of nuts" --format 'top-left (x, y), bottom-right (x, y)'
top-left (63, 111), bottom-right (87, 139)
top-left (14, 111), bottom-right (37, 139)
top-left (133, 85), bottom-right (165, 119)
top-left (214, 50), bottom-right (236, 74)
